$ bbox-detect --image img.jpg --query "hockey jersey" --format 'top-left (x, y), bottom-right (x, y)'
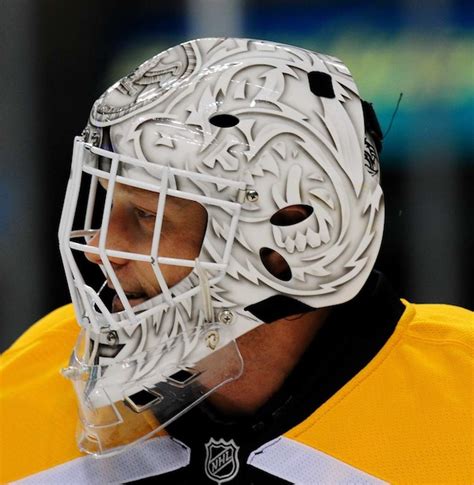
top-left (1, 274), bottom-right (472, 484)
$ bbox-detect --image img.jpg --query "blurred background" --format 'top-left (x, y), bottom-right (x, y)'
top-left (1, 0), bottom-right (472, 351)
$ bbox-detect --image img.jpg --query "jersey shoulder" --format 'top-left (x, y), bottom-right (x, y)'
top-left (0, 305), bottom-right (82, 483)
top-left (282, 300), bottom-right (473, 484)
top-left (404, 300), bottom-right (474, 350)
top-left (0, 304), bottom-right (79, 386)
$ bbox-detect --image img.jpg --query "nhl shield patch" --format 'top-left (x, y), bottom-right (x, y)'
top-left (204, 437), bottom-right (240, 483)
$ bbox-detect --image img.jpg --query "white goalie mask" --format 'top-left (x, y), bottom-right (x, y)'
top-left (59, 37), bottom-right (384, 456)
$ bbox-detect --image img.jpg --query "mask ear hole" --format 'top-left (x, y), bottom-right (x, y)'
top-left (209, 113), bottom-right (239, 128)
top-left (270, 204), bottom-right (314, 226)
top-left (259, 247), bottom-right (292, 281)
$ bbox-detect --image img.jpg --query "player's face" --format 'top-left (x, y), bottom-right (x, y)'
top-left (85, 181), bottom-right (207, 312)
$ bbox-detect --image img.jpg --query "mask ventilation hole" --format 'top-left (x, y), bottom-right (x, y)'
top-left (125, 389), bottom-right (163, 413)
top-left (270, 204), bottom-right (314, 226)
top-left (98, 126), bottom-right (113, 172)
top-left (209, 113), bottom-right (239, 128)
top-left (308, 71), bottom-right (335, 99)
top-left (260, 247), bottom-right (292, 281)
top-left (167, 369), bottom-right (201, 388)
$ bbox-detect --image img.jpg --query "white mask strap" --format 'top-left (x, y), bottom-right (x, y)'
top-left (195, 258), bottom-right (213, 323)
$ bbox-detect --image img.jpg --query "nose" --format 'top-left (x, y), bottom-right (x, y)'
top-left (84, 208), bottom-right (129, 267)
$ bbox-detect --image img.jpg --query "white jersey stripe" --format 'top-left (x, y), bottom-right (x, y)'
top-left (13, 436), bottom-right (190, 484)
top-left (248, 436), bottom-right (387, 484)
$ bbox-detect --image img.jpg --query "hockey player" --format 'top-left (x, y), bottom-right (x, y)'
top-left (1, 38), bottom-right (472, 484)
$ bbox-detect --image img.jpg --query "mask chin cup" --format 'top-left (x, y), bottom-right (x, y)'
top-left (63, 335), bottom-right (243, 456)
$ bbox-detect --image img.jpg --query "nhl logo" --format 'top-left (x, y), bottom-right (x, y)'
top-left (204, 437), bottom-right (240, 483)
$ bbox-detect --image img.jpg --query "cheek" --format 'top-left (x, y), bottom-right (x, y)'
top-left (135, 260), bottom-right (191, 294)
top-left (135, 204), bottom-right (207, 288)
top-left (160, 263), bottom-right (193, 288)
top-left (136, 227), bottom-right (202, 290)
top-left (160, 211), bottom-right (207, 259)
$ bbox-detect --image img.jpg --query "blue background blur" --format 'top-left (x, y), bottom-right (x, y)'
top-left (1, 0), bottom-right (472, 350)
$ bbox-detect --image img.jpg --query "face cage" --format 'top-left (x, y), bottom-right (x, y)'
top-left (59, 137), bottom-right (246, 332)
top-left (58, 137), bottom-right (247, 455)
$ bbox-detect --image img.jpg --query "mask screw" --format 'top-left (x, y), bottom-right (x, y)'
top-left (218, 310), bottom-right (234, 325)
top-left (81, 127), bottom-right (90, 142)
top-left (61, 366), bottom-right (87, 380)
top-left (61, 366), bottom-right (80, 379)
top-left (206, 331), bottom-right (219, 350)
top-left (88, 130), bottom-right (101, 147)
top-left (106, 331), bottom-right (118, 345)
top-left (246, 190), bottom-right (259, 202)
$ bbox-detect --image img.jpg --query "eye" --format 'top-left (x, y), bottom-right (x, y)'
top-left (135, 207), bottom-right (156, 221)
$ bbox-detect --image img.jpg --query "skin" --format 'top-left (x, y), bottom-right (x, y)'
top-left (207, 308), bottom-right (330, 415)
top-left (86, 182), bottom-right (331, 416)
top-left (86, 181), bottom-right (208, 311)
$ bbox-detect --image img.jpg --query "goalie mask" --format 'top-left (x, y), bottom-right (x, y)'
top-left (59, 37), bottom-right (384, 456)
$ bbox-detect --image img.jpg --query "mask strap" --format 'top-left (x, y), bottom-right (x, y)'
top-left (195, 259), bottom-right (214, 323)
top-left (361, 100), bottom-right (383, 154)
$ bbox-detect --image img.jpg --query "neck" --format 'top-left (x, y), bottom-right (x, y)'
top-left (207, 307), bottom-right (331, 415)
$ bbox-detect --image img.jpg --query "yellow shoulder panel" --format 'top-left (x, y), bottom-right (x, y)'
top-left (0, 305), bottom-right (83, 483)
top-left (406, 300), bottom-right (474, 350)
top-left (285, 301), bottom-right (473, 484)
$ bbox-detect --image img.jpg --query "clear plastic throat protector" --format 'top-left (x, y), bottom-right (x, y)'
top-left (59, 137), bottom-right (245, 456)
